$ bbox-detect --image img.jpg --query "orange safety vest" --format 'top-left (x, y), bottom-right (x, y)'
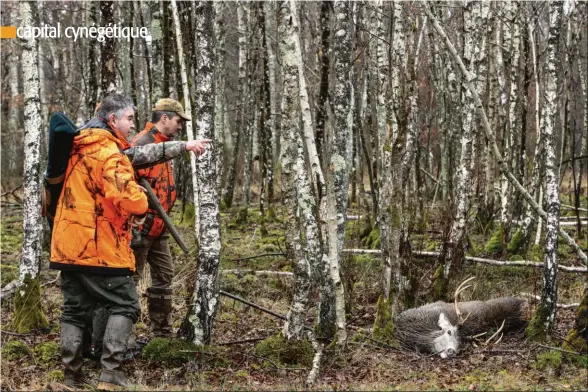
top-left (50, 123), bottom-right (148, 275)
top-left (132, 123), bottom-right (177, 239)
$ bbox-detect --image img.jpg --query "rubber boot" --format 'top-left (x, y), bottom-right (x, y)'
top-left (61, 322), bottom-right (91, 388)
top-left (92, 306), bottom-right (109, 360)
top-left (97, 315), bottom-right (135, 391)
top-left (146, 287), bottom-right (173, 337)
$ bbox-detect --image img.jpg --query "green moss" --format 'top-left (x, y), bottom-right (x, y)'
top-left (0, 264), bottom-right (17, 286)
top-left (47, 370), bottom-right (64, 382)
top-left (563, 287), bottom-right (588, 356)
top-left (142, 337), bottom-right (218, 364)
top-left (234, 370), bottom-right (249, 379)
top-left (235, 207), bottom-right (248, 225)
top-left (33, 341), bottom-right (59, 363)
top-left (507, 229), bottom-right (526, 254)
top-left (372, 295), bottom-right (396, 344)
top-left (254, 334), bottom-right (314, 368)
top-left (525, 306), bottom-right (552, 342)
top-left (219, 199), bottom-right (228, 212)
top-left (534, 350), bottom-right (563, 370)
top-left (527, 244), bottom-right (543, 262)
top-left (362, 227), bottom-right (381, 249)
top-left (0, 220), bottom-right (23, 253)
top-left (11, 275), bottom-right (48, 333)
top-left (430, 265), bottom-right (448, 301)
top-left (2, 340), bottom-right (31, 361)
top-left (485, 226), bottom-right (504, 254)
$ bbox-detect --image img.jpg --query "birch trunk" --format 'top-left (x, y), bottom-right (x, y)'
top-left (323, 0), bottom-right (353, 346)
top-left (521, 17), bottom-right (544, 241)
top-left (423, 3), bottom-right (587, 266)
top-left (100, 1), bottom-right (117, 93)
top-left (13, 0), bottom-right (47, 333)
top-left (171, 0), bottom-right (200, 237)
top-left (264, 1), bottom-right (280, 191)
top-left (443, 1), bottom-right (488, 280)
top-left (280, 39), bottom-right (311, 338)
top-left (179, 1), bottom-right (220, 346)
top-left (283, 0), bottom-right (336, 343)
top-left (222, 3), bottom-right (247, 209)
top-left (534, 1), bottom-right (563, 336)
top-left (214, 1), bottom-right (226, 194)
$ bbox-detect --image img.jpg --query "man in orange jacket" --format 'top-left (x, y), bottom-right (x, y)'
top-left (131, 98), bottom-right (205, 337)
top-left (50, 93), bottom-right (146, 390)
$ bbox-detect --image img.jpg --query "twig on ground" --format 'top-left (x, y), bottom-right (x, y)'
top-left (231, 253), bottom-right (286, 262)
top-left (217, 337), bottom-right (269, 346)
top-left (222, 269), bottom-right (292, 277)
top-left (219, 290), bottom-right (287, 321)
top-left (0, 330), bottom-right (31, 336)
top-left (536, 344), bottom-right (586, 356)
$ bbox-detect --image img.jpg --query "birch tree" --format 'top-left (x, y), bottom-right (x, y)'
top-left (171, 0), bottom-right (200, 236)
top-left (13, 0), bottom-right (47, 333)
top-left (179, 1), bottom-right (220, 346)
top-left (100, 1), bottom-right (117, 94)
top-left (441, 1), bottom-right (489, 282)
top-left (528, 0), bottom-right (563, 337)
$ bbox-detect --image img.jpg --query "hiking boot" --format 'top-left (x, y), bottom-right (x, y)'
top-left (146, 287), bottom-right (173, 337)
top-left (61, 322), bottom-right (91, 388)
top-left (97, 315), bottom-right (136, 391)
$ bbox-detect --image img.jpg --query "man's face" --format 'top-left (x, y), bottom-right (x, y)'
top-left (161, 114), bottom-right (184, 139)
top-left (110, 107), bottom-right (135, 138)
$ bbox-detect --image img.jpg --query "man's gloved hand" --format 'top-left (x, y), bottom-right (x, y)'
top-left (186, 139), bottom-right (212, 156)
top-left (129, 214), bottom-right (146, 227)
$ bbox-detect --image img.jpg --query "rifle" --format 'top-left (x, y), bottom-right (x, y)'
top-left (138, 178), bottom-right (191, 255)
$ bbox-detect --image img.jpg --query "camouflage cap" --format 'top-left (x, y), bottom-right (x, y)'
top-left (152, 98), bottom-right (191, 121)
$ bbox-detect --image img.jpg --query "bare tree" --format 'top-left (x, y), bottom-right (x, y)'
top-left (13, 0), bottom-right (47, 333)
top-left (179, 1), bottom-right (219, 346)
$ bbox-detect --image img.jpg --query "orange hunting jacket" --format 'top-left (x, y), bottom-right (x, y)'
top-left (131, 123), bottom-right (176, 239)
top-left (50, 119), bottom-right (148, 275)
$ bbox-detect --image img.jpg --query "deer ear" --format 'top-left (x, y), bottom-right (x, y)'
top-left (438, 313), bottom-right (453, 330)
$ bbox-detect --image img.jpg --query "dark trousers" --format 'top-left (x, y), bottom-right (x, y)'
top-left (60, 271), bottom-right (140, 329)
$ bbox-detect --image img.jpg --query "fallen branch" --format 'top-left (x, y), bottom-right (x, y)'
top-left (219, 290), bottom-right (287, 321)
top-left (560, 221), bottom-right (588, 226)
top-left (519, 293), bottom-right (580, 308)
top-left (342, 249), bottom-right (588, 273)
top-left (217, 337), bottom-right (269, 346)
top-left (221, 269), bottom-right (293, 277)
top-left (561, 204), bottom-right (588, 212)
top-left (231, 253), bottom-right (286, 262)
top-left (536, 344), bottom-right (585, 356)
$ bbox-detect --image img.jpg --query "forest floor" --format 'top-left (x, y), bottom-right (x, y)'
top-left (1, 195), bottom-right (587, 390)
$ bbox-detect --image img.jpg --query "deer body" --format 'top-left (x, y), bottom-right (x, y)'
top-left (395, 296), bottom-right (527, 357)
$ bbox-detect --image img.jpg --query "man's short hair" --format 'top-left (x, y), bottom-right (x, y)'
top-left (95, 93), bottom-right (135, 120)
top-left (152, 110), bottom-right (180, 123)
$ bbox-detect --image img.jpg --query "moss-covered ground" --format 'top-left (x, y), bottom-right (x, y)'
top-left (1, 193), bottom-right (587, 390)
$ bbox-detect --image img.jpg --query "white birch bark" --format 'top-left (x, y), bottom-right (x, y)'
top-left (282, 0), bottom-right (336, 343)
top-left (522, 19), bottom-right (544, 240)
top-left (18, 0), bottom-right (43, 286)
top-left (180, 1), bottom-right (220, 346)
top-left (538, 1), bottom-right (563, 333)
top-left (324, 0), bottom-right (353, 345)
top-left (280, 43), bottom-right (311, 338)
top-left (424, 3), bottom-right (587, 266)
top-left (264, 1), bottom-right (280, 171)
top-left (443, 1), bottom-right (489, 279)
top-left (289, 0), bottom-right (325, 195)
top-left (214, 1), bottom-right (226, 194)
top-left (171, 0), bottom-right (200, 237)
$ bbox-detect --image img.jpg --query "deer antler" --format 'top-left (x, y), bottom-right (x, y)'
top-left (454, 276), bottom-right (475, 325)
top-left (484, 319), bottom-right (505, 346)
